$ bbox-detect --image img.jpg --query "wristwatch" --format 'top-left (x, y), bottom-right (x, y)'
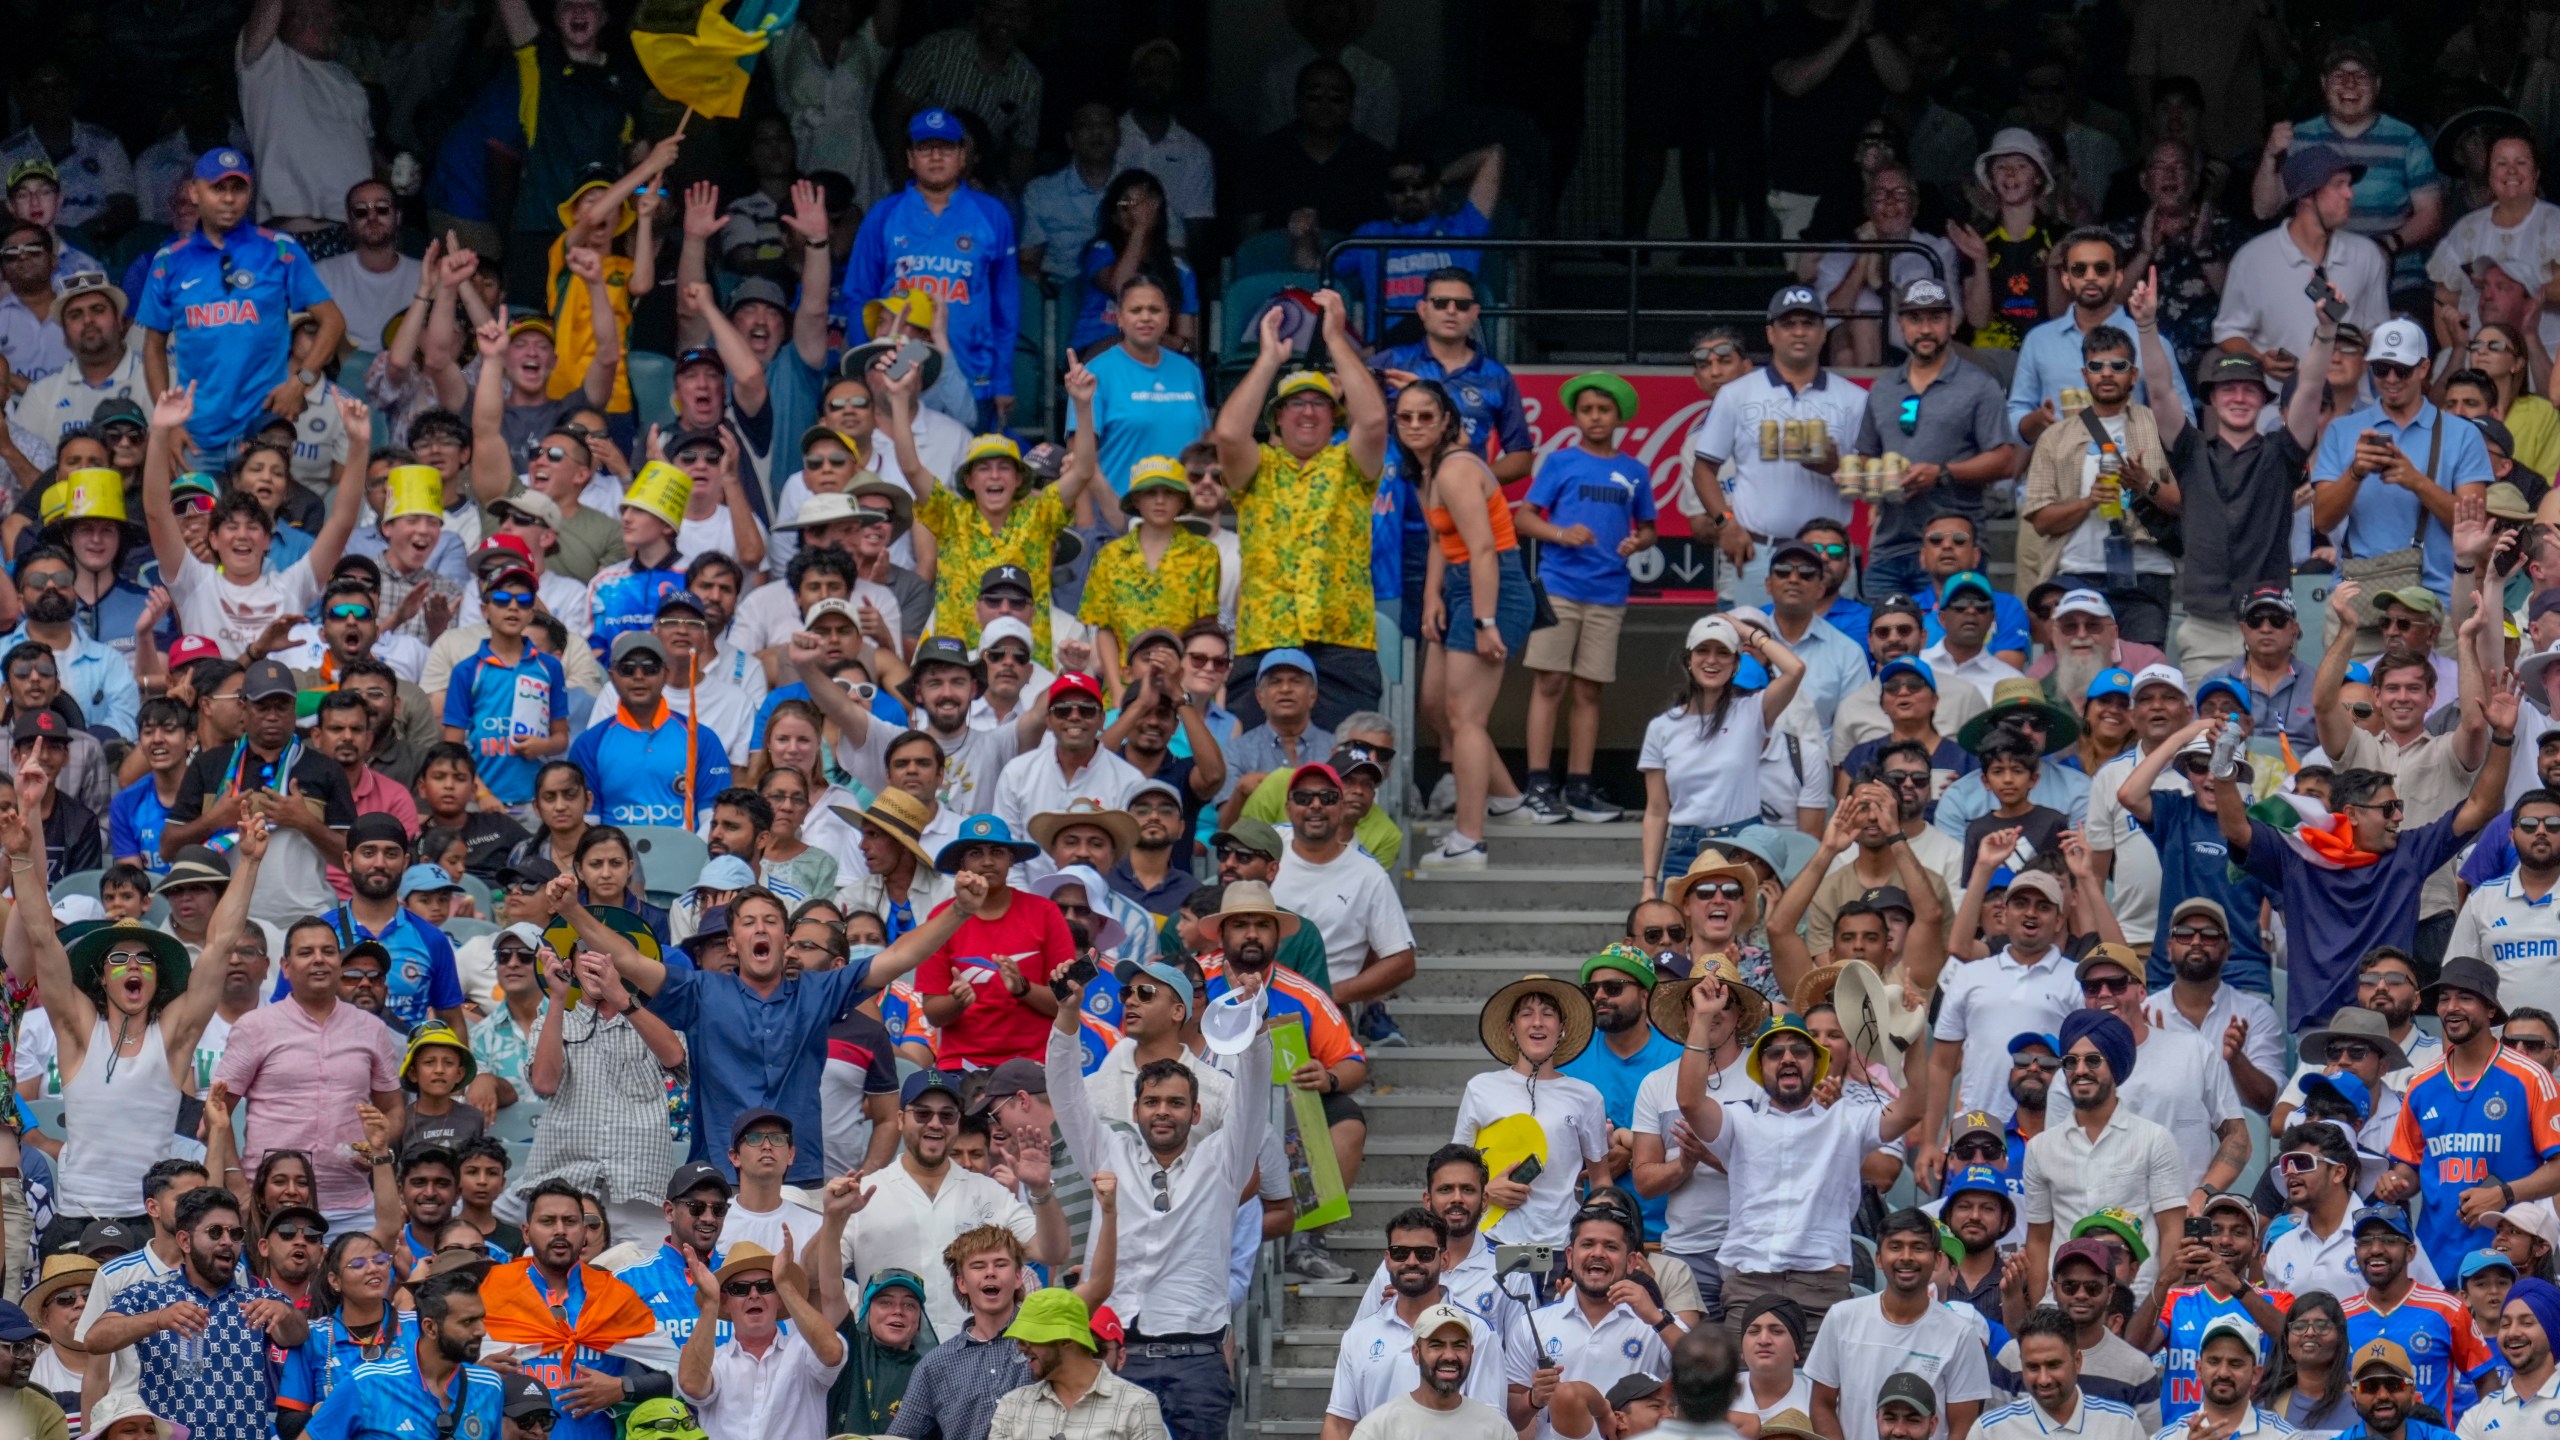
top-left (1474, 617), bottom-right (1499, 630)
top-left (295, 368), bottom-right (321, 388)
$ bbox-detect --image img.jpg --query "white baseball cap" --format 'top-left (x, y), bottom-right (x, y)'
top-left (2367, 318), bottom-right (2429, 368)
top-left (2130, 663), bottom-right (2189, 699)
top-left (2051, 589), bottom-right (2114, 622)
top-left (1203, 986), bottom-right (1268, 1056)
top-left (974, 615), bottom-right (1035, 658)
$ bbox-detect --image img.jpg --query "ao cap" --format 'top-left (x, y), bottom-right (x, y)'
top-left (2367, 317), bottom-right (2429, 368)
top-left (1898, 277), bottom-right (1953, 312)
top-left (665, 1160), bottom-right (732, 1203)
top-left (79, 1218), bottom-right (136, 1258)
top-left (2130, 663), bottom-right (2189, 699)
top-left (1877, 1373), bottom-right (1938, 1418)
top-left (1414, 1302), bottom-right (1475, 1341)
top-left (1767, 285), bottom-right (1822, 322)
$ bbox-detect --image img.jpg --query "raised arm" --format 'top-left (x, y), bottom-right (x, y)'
top-left (0, 797), bottom-right (90, 1055)
top-left (782, 180), bottom-right (833, 372)
top-left (684, 283), bottom-right (768, 416)
top-left (162, 812), bottom-right (268, 1052)
top-left (141, 384), bottom-right (196, 579)
top-left (565, 247), bottom-right (619, 412)
top-left (2311, 580), bottom-right (2365, 759)
top-left (1770, 801), bottom-right (1862, 997)
top-left (1740, 620), bottom-right (1809, 724)
top-left (241, 0), bottom-right (286, 64)
top-left (302, 396), bottom-right (372, 578)
top-left (1213, 307), bottom-right (1289, 492)
top-left (2118, 717), bottom-right (2212, 825)
top-left (789, 632), bottom-right (876, 748)
top-left (2128, 267), bottom-right (2187, 446)
top-left (1315, 289), bottom-right (1386, 480)
top-left (2288, 281), bottom-right (2344, 449)
top-left (2461, 670), bottom-right (2524, 836)
top-left (545, 878), bottom-right (667, 995)
top-left (467, 307), bottom-right (514, 505)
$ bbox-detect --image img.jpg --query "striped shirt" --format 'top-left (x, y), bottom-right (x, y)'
top-left (521, 1005), bottom-right (688, 1206)
top-left (1979, 1395), bottom-right (2151, 1440)
top-left (892, 30), bottom-right (1041, 156)
top-left (887, 1323), bottom-right (1032, 1440)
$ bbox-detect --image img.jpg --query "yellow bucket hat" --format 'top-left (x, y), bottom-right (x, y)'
top-left (957, 434), bottom-right (1027, 495)
top-left (1119, 456), bottom-right (1194, 518)
top-left (863, 289), bottom-right (937, 340)
top-left (383, 465), bottom-right (444, 523)
top-left (623, 461), bottom-right (694, 531)
top-left (41, 469), bottom-right (126, 526)
top-left (1274, 370), bottom-right (1342, 407)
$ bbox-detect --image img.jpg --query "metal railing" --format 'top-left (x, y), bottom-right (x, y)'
top-left (1317, 235), bottom-right (1950, 359)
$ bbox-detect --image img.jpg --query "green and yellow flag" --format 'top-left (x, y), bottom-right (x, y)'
top-left (629, 0), bottom-right (800, 119)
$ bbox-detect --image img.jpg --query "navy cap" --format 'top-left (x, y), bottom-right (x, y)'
top-left (655, 589), bottom-right (708, 619)
top-left (2353, 1202), bottom-right (2414, 1239)
top-left (728, 1108), bottom-right (793, 1149)
top-left (900, 1070), bottom-right (966, 1108)
top-left (909, 635), bottom-right (981, 676)
top-left (909, 108), bottom-right (966, 144)
top-left (0, 1300), bottom-right (36, 1344)
top-left (1767, 285), bottom-right (1822, 321)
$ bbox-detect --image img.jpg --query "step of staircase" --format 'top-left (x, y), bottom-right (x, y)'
top-left (1415, 819), bottom-right (1646, 868)
top-left (1375, 952), bottom-right (1602, 999)
top-left (1401, 866), bottom-right (1643, 912)
top-left (1403, 910), bottom-right (1624, 956)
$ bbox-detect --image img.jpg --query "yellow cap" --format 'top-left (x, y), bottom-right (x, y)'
top-left (41, 469), bottom-right (126, 526)
top-left (959, 433), bottom-right (1025, 479)
top-left (383, 465), bottom-right (444, 522)
top-left (863, 289), bottom-right (937, 340)
top-left (1274, 370), bottom-right (1342, 406)
top-left (623, 461), bottom-right (694, 532)
top-left (553, 180), bottom-right (635, 238)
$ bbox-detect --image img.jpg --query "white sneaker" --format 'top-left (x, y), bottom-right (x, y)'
top-left (1418, 834), bottom-right (1489, 869)
top-left (1426, 773), bottom-right (1458, 816)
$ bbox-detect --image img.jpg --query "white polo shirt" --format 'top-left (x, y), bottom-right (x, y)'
top-left (1325, 1299), bottom-right (1522, 1423)
top-left (1526, 1294), bottom-right (1671, 1385)
top-left (1633, 1053), bottom-right (1763, 1258)
top-left (2044, 1027), bottom-right (2248, 1191)
top-left (1979, 1393), bottom-right (2151, 1440)
top-left (2212, 226), bottom-right (2392, 362)
top-left (1919, 641), bottom-right (2029, 706)
top-left (10, 350), bottom-right (144, 449)
top-left (1934, 946), bottom-right (2082, 1122)
top-left (2447, 873), bottom-right (2560, 1023)
top-left (691, 1327), bottom-right (844, 1440)
top-left (990, 739), bottom-right (1145, 836)
top-left (1705, 1092), bottom-right (1889, 1273)
top-left (1688, 366), bottom-right (1873, 541)
top-left (2084, 751), bottom-right (2165, 946)
top-left (2454, 1363), bottom-right (2560, 1440)
top-left (2262, 1208), bottom-right (2442, 1297)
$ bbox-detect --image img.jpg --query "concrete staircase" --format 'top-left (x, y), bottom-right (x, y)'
top-left (1246, 819), bottom-right (1638, 1435)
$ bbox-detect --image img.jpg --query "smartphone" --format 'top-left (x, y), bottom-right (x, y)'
top-left (882, 338), bottom-right (934, 382)
top-left (1509, 1155), bottom-right (1544, 1185)
top-left (2185, 1216), bottom-right (2212, 1241)
top-left (1493, 1243), bottom-right (1554, 1276)
top-left (2303, 267), bottom-right (2331, 305)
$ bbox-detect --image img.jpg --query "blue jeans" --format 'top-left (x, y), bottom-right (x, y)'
top-left (1864, 549), bottom-right (1933, 605)
top-left (1667, 1250), bottom-right (1723, 1320)
top-left (1123, 1336), bottom-right (1235, 1440)
top-left (1659, 819), bottom-right (1755, 892)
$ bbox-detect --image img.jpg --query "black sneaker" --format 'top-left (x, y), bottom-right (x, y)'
top-left (1513, 782), bottom-right (1570, 826)
top-left (1564, 780), bottom-right (1623, 824)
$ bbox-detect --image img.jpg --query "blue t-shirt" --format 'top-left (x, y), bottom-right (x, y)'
top-left (443, 639), bottom-right (568, 805)
top-left (843, 184), bottom-right (1020, 400)
top-left (2138, 791), bottom-right (2275, 995)
top-left (1068, 245), bottom-right (1201, 352)
top-left (279, 1311), bottom-right (422, 1413)
top-left (2391, 1051), bottom-right (2560, 1283)
top-left (2246, 811), bottom-right (2473, 1030)
top-left (1523, 446), bottom-right (1656, 606)
top-left (1372, 343), bottom-right (1531, 463)
top-left (1064, 343), bottom-right (1209, 495)
top-left (585, 564), bottom-right (685, 662)
top-left (1560, 1029), bottom-right (1682, 1239)
top-left (568, 705), bottom-right (735, 829)
top-left (133, 225), bottom-right (332, 452)
top-left (108, 776), bottom-right (174, 875)
top-left (302, 1343), bottom-right (503, 1440)
top-left (1915, 585), bottom-right (2033, 656)
top-left (2156, 1285), bottom-right (2287, 1423)
top-left (1342, 201), bottom-right (1494, 320)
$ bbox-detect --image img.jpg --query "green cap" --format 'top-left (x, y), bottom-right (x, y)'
top-left (1560, 371), bottom-right (1641, 423)
top-left (2070, 1206), bottom-right (2152, 1263)
top-left (1579, 942), bottom-right (1657, 989)
top-left (1004, 1287), bottom-right (1097, 1350)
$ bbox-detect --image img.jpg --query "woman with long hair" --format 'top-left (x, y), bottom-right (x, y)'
top-left (286, 1233), bottom-right (414, 1408)
top-left (1071, 170), bottom-right (1199, 355)
top-left (2442, 322), bottom-right (2560, 478)
top-left (2257, 1290), bottom-right (2353, 1433)
top-left (505, 760), bottom-right (595, 882)
top-left (249, 1149), bottom-right (317, 1242)
top-left (1408, 380), bottom-right (1536, 870)
top-left (1639, 615), bottom-right (1807, 897)
top-left (757, 764), bottom-right (840, 901)
top-left (574, 825), bottom-right (669, 941)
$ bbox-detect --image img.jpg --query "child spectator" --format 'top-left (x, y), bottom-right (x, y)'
top-left (402, 862), bottom-right (469, 926)
top-left (96, 863), bottom-right (150, 923)
top-left (440, 558), bottom-right (571, 814)
top-left (412, 742), bottom-right (533, 880)
top-left (399, 1022), bottom-right (489, 1154)
top-left (109, 697), bottom-right (196, 878)
top-left (455, 1137), bottom-right (522, 1256)
top-left (1517, 373), bottom-right (1656, 823)
top-left (1961, 736), bottom-right (2070, 885)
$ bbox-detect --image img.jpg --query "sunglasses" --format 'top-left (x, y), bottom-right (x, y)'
top-left (485, 590), bottom-right (535, 608)
top-left (804, 452), bottom-right (857, 469)
top-left (2083, 358), bottom-right (2133, 375)
top-left (2242, 612), bottom-right (2292, 629)
top-left (2060, 1053), bottom-right (2113, 1072)
top-left (327, 602), bottom-right (376, 621)
top-left (17, 570), bottom-right (70, 591)
top-left (1692, 343), bottom-right (1741, 365)
top-left (2166, 925), bottom-right (2226, 943)
top-left (616, 658), bottom-right (665, 677)
top-left (270, 1222), bottom-right (325, 1241)
top-left (527, 444), bottom-right (576, 463)
top-left (9, 661), bottom-right (56, 680)
top-left (680, 1198), bottom-right (731, 1218)
top-left (1052, 701), bottom-right (1101, 721)
top-left (1290, 789), bottom-right (1342, 807)
top-left (1216, 846), bottom-right (1266, 865)
top-left (2515, 1035), bottom-right (2555, 1054)
top-left (2053, 1278), bottom-right (2110, 1297)
top-left (0, 244), bottom-right (47, 260)
top-left (2517, 817), bottom-right (2560, 835)
top-left (1423, 296), bottom-right (1478, 312)
top-left (494, 947), bottom-right (537, 965)
top-left (1639, 923), bottom-right (1688, 944)
top-left (2356, 1378), bottom-right (2410, 1396)
top-left (1185, 650), bottom-right (1233, 669)
top-left (1882, 771), bottom-right (1931, 790)
top-left (1385, 1244), bottom-right (1441, 1262)
top-left (1769, 563), bottom-right (1824, 581)
top-left (2330, 1041), bottom-right (2377, 1062)
top-left (2066, 262), bottom-right (2117, 277)
top-left (2347, 799), bottom-right (2405, 819)
top-left (2369, 361), bottom-right (2416, 380)
top-left (1950, 1137), bottom-right (2003, 1160)
top-left (1585, 978), bottom-right (1637, 998)
top-left (2277, 1152), bottom-right (2323, 1175)
top-left (722, 1278), bottom-right (778, 1297)
top-left (2012, 1054), bottom-right (2062, 1073)
top-left (1688, 880), bottom-right (1746, 901)
top-left (2081, 975), bottom-right (2138, 996)
top-left (349, 201), bottom-right (396, 219)
top-left (825, 394), bottom-right (874, 412)
top-left (2360, 969), bottom-right (2417, 989)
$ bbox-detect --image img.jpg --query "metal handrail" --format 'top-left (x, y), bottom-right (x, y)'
top-left (1317, 235), bottom-right (1950, 360)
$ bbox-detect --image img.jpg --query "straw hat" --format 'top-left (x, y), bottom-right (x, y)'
top-left (1203, 880), bottom-right (1303, 939)
top-left (1479, 975), bottom-right (1595, 1067)
top-left (1027, 799), bottom-right (1141, 863)
top-left (26, 1252), bottom-right (96, 1314)
top-left (1668, 854), bottom-right (1760, 910)
top-left (832, 786), bottom-right (937, 869)
top-left (1650, 951), bottom-right (1768, 1042)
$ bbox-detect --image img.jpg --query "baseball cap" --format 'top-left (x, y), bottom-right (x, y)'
top-left (2367, 318), bottom-right (2429, 369)
top-left (909, 108), bottom-right (966, 144)
top-left (1210, 817), bottom-right (1285, 859)
top-left (976, 616), bottom-right (1035, 657)
top-left (2241, 586), bottom-right (2296, 620)
top-left (0, 1301), bottom-right (36, 1345)
top-left (968, 1058), bottom-right (1048, 1114)
top-left (471, 534), bottom-right (538, 575)
top-left (192, 148), bottom-right (253, 183)
top-left (2051, 589), bottom-right (2113, 621)
top-left (1897, 277), bottom-right (1953, 312)
top-left (504, 1372), bottom-right (558, 1420)
top-left (1415, 1302), bottom-right (1476, 1341)
top-left (492, 489), bottom-right (566, 531)
top-left (2353, 1203), bottom-right (2414, 1240)
top-left (1952, 1109), bottom-right (2005, 1142)
top-left (664, 1160), bottom-right (733, 1203)
top-left (166, 635), bottom-right (222, 670)
top-left (2006, 1032), bottom-right (2061, 1057)
top-left (2130, 662), bottom-right (2189, 699)
top-left (2352, 1338), bottom-right (2415, 1381)
top-left (1050, 672), bottom-right (1105, 706)
top-left (1288, 761), bottom-right (1345, 792)
top-left (1258, 648), bottom-right (1317, 680)
top-left (1768, 538), bottom-right (1825, 570)
top-left (726, 277), bottom-right (788, 316)
top-left (241, 659), bottom-right (300, 703)
top-left (1876, 1373), bottom-right (1937, 1417)
top-left (1113, 958), bottom-right (1194, 1012)
top-left (1875, 655), bottom-right (1935, 691)
top-left (654, 589), bottom-right (708, 621)
top-left (979, 563), bottom-right (1034, 600)
top-left (2005, 870), bottom-right (2067, 909)
top-left (1329, 742), bottom-right (1388, 782)
top-left (1767, 285), bottom-right (1822, 322)
top-left (4, 159), bottom-right (57, 195)
top-left (804, 597), bottom-right (860, 628)
top-left (9, 710), bottom-right (67, 745)
top-left (399, 863), bottom-right (465, 899)
top-left (2462, 1248), bottom-right (2521, 1282)
top-left (610, 631), bottom-right (669, 668)
top-left (898, 1070), bottom-right (964, 1109)
top-left (727, 1109), bottom-right (792, 1148)
top-left (1939, 570), bottom-right (1996, 605)
top-left (2199, 1314), bottom-right (2265, 1359)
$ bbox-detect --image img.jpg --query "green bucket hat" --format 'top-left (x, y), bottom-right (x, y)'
top-left (1579, 942), bottom-right (1657, 989)
top-left (1004, 1286), bottom-right (1097, 1351)
top-left (67, 922), bottom-right (192, 1012)
top-left (1118, 455), bottom-right (1196, 519)
top-left (1955, 677), bottom-right (2082, 757)
top-left (1560, 371), bottom-right (1641, 423)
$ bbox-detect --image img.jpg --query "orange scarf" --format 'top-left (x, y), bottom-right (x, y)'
top-left (2294, 811), bottom-right (2381, 869)
top-left (479, 1260), bottom-right (661, 1366)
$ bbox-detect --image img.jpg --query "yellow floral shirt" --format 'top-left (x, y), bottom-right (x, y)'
top-left (916, 486), bottom-right (1071, 661)
top-left (545, 242), bottom-right (635, 414)
top-left (1235, 441), bottom-right (1379, 654)
top-left (1078, 529), bottom-right (1222, 645)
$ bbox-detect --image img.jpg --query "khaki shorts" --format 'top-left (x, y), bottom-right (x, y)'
top-left (1522, 596), bottom-right (1625, 682)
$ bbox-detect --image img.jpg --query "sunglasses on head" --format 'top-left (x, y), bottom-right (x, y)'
top-left (1692, 342), bottom-right (1741, 364)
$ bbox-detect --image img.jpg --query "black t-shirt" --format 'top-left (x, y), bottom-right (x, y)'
top-left (1241, 124), bottom-right (1392, 232)
top-left (1974, 225), bottom-right (2057, 351)
top-left (454, 811), bottom-right (534, 881)
top-left (41, 795), bottom-right (101, 880)
top-left (170, 742), bottom-right (359, 836)
top-left (1960, 804), bottom-right (2070, 886)
top-left (1760, 7), bottom-right (1890, 193)
top-left (2168, 422), bottom-right (2309, 622)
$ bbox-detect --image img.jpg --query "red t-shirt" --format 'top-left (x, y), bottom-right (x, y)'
top-left (916, 889), bottom-right (1078, 1065)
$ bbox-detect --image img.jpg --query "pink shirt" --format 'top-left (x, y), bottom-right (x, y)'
top-left (324, 765), bottom-right (423, 896)
top-left (212, 997), bottom-right (400, 1214)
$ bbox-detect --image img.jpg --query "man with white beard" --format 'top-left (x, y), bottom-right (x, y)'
top-left (2034, 591), bottom-right (2165, 706)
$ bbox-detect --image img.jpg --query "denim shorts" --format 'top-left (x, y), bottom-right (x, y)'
top-left (1441, 547), bottom-right (1534, 654)
top-left (1659, 819), bottom-right (1758, 891)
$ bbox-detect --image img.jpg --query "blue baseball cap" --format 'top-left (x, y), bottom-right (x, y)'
top-left (1944, 1164), bottom-right (2017, 1220)
top-left (398, 863), bottom-right (464, 899)
top-left (2345, 661), bottom-right (2373, 685)
top-left (2085, 667), bottom-right (2134, 703)
top-left (193, 148), bottom-right (253, 184)
top-left (0, 1300), bottom-right (35, 1344)
top-left (1736, 656), bottom-right (1770, 688)
top-left (1877, 656), bottom-right (1936, 691)
top-left (2304, 1070), bottom-right (2373, 1122)
top-left (1113, 958), bottom-right (1194, 1012)
top-left (2195, 676), bottom-right (2251, 714)
top-left (909, 109), bottom-right (966, 144)
top-left (899, 1069), bottom-right (965, 1108)
top-left (2007, 1031), bottom-right (2061, 1057)
top-left (2353, 1203), bottom-right (2414, 1239)
top-left (1939, 570), bottom-right (1996, 606)
top-left (2462, 1248), bottom-right (2520, 1282)
top-left (695, 855), bottom-right (756, 891)
top-left (1258, 648), bottom-right (1316, 680)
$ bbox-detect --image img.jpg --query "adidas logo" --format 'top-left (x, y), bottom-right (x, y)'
top-left (650, 1291), bottom-right (670, 1304)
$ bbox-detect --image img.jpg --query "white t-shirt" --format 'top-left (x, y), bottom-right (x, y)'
top-left (1272, 842), bottom-right (1416, 986)
top-left (314, 251), bottom-right (424, 353)
top-left (235, 33), bottom-right (371, 224)
top-left (1932, 946), bottom-right (2082, 1121)
top-left (719, 1194), bottom-right (825, 1263)
top-left (1633, 1053), bottom-right (1762, 1258)
top-left (1451, 1068), bottom-right (1611, 1248)
top-left (172, 550), bottom-right (322, 659)
top-left (1347, 1394), bottom-right (1518, 1440)
top-left (1760, 699), bottom-right (1832, 827)
top-left (1640, 701), bottom-right (1772, 829)
top-left (2446, 874), bottom-right (2560, 1023)
top-left (677, 507), bottom-right (772, 575)
top-left (1746, 1373), bottom-right (1816, 1423)
top-left (2044, 1026), bottom-right (2247, 1189)
top-left (2084, 750), bottom-right (2169, 946)
top-left (1803, 1291), bottom-right (1998, 1440)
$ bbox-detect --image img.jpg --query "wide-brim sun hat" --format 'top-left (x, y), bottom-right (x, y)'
top-left (1119, 457), bottom-right (1196, 518)
top-left (1957, 677), bottom-right (2082, 755)
top-left (1650, 951), bottom-right (1769, 1042)
top-left (1668, 855), bottom-right (1760, 910)
top-left (1479, 974), bottom-right (1596, 1067)
top-left (68, 923), bottom-right (191, 1010)
top-left (1026, 866), bottom-right (1130, 951)
top-left (1027, 803), bottom-right (1141, 863)
top-left (1831, 958), bottom-right (1926, 1086)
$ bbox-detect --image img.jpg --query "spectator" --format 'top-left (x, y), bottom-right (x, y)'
top-left (2444, 338), bottom-right (2560, 486)
top-left (1641, 616), bottom-right (1809, 895)
top-left (2461, 1275), bottom-right (2560, 1437)
top-left (2060, 944), bottom-right (2251, 1196)
top-left (2217, 146), bottom-right (2391, 399)
top-left (2020, 1009), bottom-right (2190, 1297)
top-left (1948, 129), bottom-right (2064, 356)
top-left (2112, 140), bottom-right (2242, 377)
top-left (1238, 60), bottom-right (1392, 236)
top-left (1980, 1304), bottom-right (2149, 1440)
top-left (2337, 1204), bottom-right (2494, 1424)
top-left (1687, 286), bottom-right (1872, 611)
top-left (0, 219), bottom-right (70, 390)
top-left (235, 0), bottom-right (370, 231)
top-left (1901, 515), bottom-right (2031, 672)
top-left (1830, 600), bottom-right (1990, 759)
top-left (676, 1199), bottom-right (856, 1440)
top-left (2380, 957), bottom-right (2560, 1284)
top-left (1519, 1206), bottom-right (1673, 1431)
top-left (889, 1224), bottom-right (1034, 1440)
top-left (845, 110), bottom-right (1022, 427)
top-left (0, 64), bottom-right (133, 239)
top-left (1257, 0), bottom-right (1400, 147)
top-left (1814, 165), bottom-right (1959, 367)
top-left (489, 0), bottom-right (642, 307)
top-left (87, 1186), bottom-right (309, 1438)
top-left (2430, 132), bottom-right (2560, 362)
top-left (1342, 146), bottom-right (1505, 337)
top-left (1761, 0), bottom-right (1909, 240)
top-left (2449, 789), bottom-right (2560, 1022)
top-left (771, 0), bottom-right (895, 208)
top-left (1117, 41), bottom-right (1215, 239)
top-left (1855, 280), bottom-right (2020, 605)
top-left (1271, 764), bottom-right (1414, 1038)
top-left (2255, 1292), bottom-right (2356, 1432)
top-left (1802, 1208), bottom-right (1992, 1437)
top-left (568, 631), bottom-right (731, 829)
top-left (1068, 171), bottom-right (1199, 359)
top-left (1517, 372), bottom-right (1657, 824)
top-left (314, 180), bottom-right (419, 356)
top-left (888, 0), bottom-right (1043, 193)
top-left (4, 547), bottom-right (140, 741)
top-left (1454, 976), bottom-right (1611, 1251)
top-left (2250, 42), bottom-right (2445, 300)
top-left (2020, 325), bottom-right (2177, 642)
top-left (136, 152), bottom-right (346, 460)
top-left (988, 1287), bottom-right (1165, 1440)
top-left (1332, 1286), bottom-right (1514, 1439)
top-left (1918, 867), bottom-right (2081, 1183)
top-left (11, 271), bottom-right (144, 455)
top-left (1020, 104), bottom-right (1129, 285)
top-left (1063, 284), bottom-right (1208, 508)
top-left (2121, 701), bottom-right (2283, 998)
